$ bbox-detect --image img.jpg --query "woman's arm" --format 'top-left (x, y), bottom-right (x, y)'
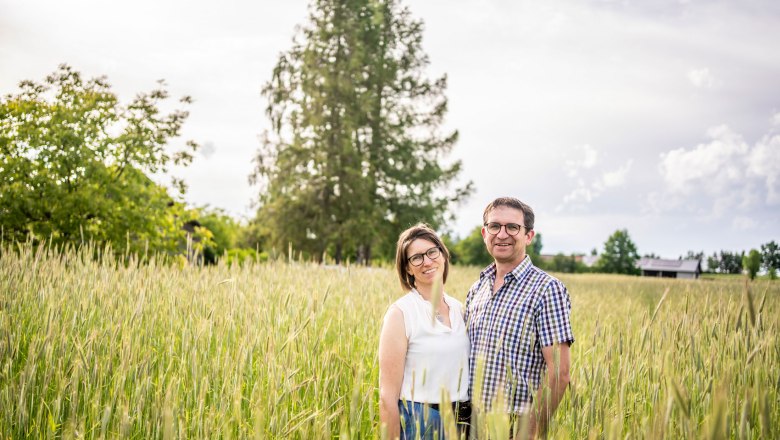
top-left (378, 305), bottom-right (407, 440)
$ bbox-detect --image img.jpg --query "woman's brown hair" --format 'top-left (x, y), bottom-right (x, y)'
top-left (395, 223), bottom-right (450, 291)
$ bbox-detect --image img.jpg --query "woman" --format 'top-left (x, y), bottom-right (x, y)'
top-left (378, 223), bottom-right (470, 439)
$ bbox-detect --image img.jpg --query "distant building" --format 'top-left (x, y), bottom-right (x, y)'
top-left (538, 254), bottom-right (599, 268)
top-left (580, 254), bottom-right (599, 268)
top-left (637, 258), bottom-right (702, 279)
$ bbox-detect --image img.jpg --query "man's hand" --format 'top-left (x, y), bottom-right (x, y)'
top-left (526, 343), bottom-right (571, 438)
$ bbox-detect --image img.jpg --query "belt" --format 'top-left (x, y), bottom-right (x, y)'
top-left (428, 400), bottom-right (470, 411)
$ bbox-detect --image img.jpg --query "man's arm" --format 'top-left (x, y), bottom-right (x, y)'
top-left (528, 343), bottom-right (571, 438)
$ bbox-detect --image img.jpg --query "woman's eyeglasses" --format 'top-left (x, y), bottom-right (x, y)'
top-left (408, 247), bottom-right (441, 266)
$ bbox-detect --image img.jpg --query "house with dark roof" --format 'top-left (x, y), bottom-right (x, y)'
top-left (637, 258), bottom-right (702, 279)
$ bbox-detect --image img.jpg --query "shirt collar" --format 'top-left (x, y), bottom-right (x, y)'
top-left (480, 255), bottom-right (533, 281)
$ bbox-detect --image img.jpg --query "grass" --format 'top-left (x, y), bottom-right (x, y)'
top-left (1, 243), bottom-right (778, 438)
top-left (700, 273), bottom-right (777, 281)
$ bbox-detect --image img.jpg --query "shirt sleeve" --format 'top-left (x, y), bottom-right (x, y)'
top-left (536, 279), bottom-right (575, 347)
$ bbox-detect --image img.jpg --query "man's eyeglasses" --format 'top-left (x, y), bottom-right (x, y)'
top-left (408, 247), bottom-right (441, 266)
top-left (484, 222), bottom-right (525, 236)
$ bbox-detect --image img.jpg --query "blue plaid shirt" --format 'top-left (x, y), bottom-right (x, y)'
top-left (465, 256), bottom-right (574, 413)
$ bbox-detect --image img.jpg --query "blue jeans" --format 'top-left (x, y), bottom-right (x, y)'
top-left (398, 400), bottom-right (443, 439)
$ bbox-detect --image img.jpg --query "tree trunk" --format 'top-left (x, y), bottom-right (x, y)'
top-left (334, 242), bottom-right (342, 265)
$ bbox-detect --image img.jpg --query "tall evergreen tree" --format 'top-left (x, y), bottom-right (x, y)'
top-left (252, 0), bottom-right (471, 263)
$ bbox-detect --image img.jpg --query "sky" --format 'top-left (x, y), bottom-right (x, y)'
top-left (1, 0), bottom-right (779, 258)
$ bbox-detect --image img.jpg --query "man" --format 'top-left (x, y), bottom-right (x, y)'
top-left (465, 197), bottom-right (574, 438)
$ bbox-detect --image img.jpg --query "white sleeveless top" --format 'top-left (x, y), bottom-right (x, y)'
top-left (393, 289), bottom-right (470, 403)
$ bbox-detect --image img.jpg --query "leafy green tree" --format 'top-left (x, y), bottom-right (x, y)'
top-left (451, 226), bottom-right (492, 267)
top-left (708, 251), bottom-right (743, 274)
top-left (760, 240), bottom-right (779, 279)
top-left (187, 207), bottom-right (273, 265)
top-left (717, 250), bottom-right (744, 274)
top-left (549, 253), bottom-right (576, 273)
top-left (706, 253), bottom-right (720, 273)
top-left (0, 65), bottom-right (197, 255)
top-left (252, 0), bottom-right (472, 264)
top-left (528, 232), bottom-right (543, 263)
top-left (596, 229), bottom-right (640, 275)
top-left (547, 252), bottom-right (589, 273)
top-left (680, 250), bottom-right (704, 260)
top-left (238, 215), bottom-right (271, 255)
top-left (441, 233), bottom-right (459, 263)
top-left (743, 249), bottom-right (761, 280)
top-left (193, 207), bottom-right (241, 264)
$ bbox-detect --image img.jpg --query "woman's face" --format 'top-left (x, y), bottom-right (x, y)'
top-left (406, 238), bottom-right (443, 289)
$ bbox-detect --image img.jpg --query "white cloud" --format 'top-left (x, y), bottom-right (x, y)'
top-left (772, 111), bottom-right (780, 128)
top-left (561, 187), bottom-right (594, 205)
top-left (746, 133), bottom-right (780, 203)
top-left (732, 216), bottom-right (757, 230)
top-left (642, 190), bottom-right (682, 215)
top-left (564, 144), bottom-right (599, 178)
top-left (558, 158), bottom-right (633, 210)
top-left (688, 67), bottom-right (718, 89)
top-left (659, 125), bottom-right (749, 194)
top-left (653, 118), bottom-right (780, 217)
top-left (600, 160), bottom-right (633, 188)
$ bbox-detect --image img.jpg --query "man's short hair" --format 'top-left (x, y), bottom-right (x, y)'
top-left (395, 223), bottom-right (450, 292)
top-left (482, 197), bottom-right (535, 230)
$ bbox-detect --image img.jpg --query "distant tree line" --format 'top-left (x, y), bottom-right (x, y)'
top-left (446, 225), bottom-right (779, 280)
top-left (446, 226), bottom-right (638, 275)
top-left (706, 251), bottom-right (745, 274)
top-left (701, 242), bottom-right (779, 279)
top-left (445, 226), bottom-right (543, 268)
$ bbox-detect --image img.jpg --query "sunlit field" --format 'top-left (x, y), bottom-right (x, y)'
top-left (2, 243), bottom-right (778, 438)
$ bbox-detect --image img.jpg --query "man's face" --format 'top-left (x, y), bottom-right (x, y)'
top-left (482, 205), bottom-right (534, 266)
